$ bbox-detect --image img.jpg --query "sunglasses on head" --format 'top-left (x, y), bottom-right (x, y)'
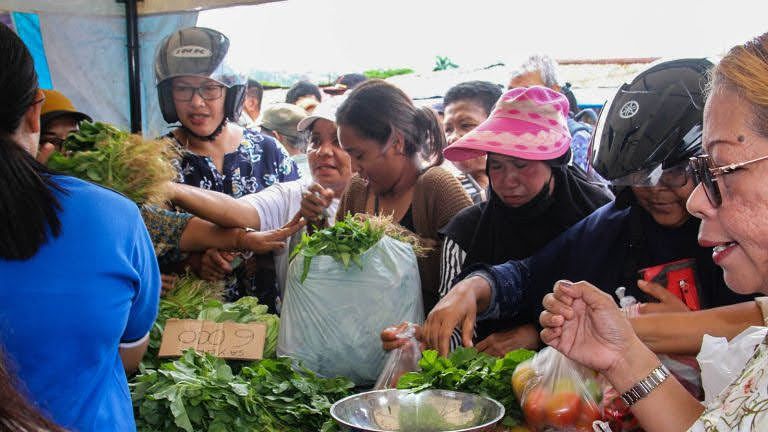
top-left (688, 153), bottom-right (768, 207)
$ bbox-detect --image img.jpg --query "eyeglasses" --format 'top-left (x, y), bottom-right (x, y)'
top-left (41, 135), bottom-right (66, 150)
top-left (689, 153), bottom-right (768, 207)
top-left (171, 84), bottom-right (226, 102)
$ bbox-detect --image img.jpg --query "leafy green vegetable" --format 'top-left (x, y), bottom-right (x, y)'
top-left (290, 214), bottom-right (428, 283)
top-left (142, 275), bottom-right (279, 369)
top-left (47, 120), bottom-right (177, 204)
top-left (397, 348), bottom-right (535, 427)
top-left (143, 275), bottom-right (224, 369)
top-left (196, 296), bottom-right (280, 359)
top-left (132, 350), bottom-right (354, 432)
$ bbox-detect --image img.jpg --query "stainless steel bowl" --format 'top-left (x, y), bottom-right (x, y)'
top-left (330, 389), bottom-right (505, 432)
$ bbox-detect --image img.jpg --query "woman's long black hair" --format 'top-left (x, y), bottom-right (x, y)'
top-left (0, 24), bottom-right (63, 260)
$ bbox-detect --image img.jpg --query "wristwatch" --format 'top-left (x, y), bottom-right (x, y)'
top-left (620, 364), bottom-right (670, 407)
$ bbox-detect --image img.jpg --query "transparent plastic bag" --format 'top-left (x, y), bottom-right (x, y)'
top-left (374, 323), bottom-right (422, 390)
top-left (521, 347), bottom-right (603, 432)
top-left (278, 236), bottom-right (424, 385)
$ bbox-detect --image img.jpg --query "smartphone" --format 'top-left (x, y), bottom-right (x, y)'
top-left (638, 258), bottom-right (701, 311)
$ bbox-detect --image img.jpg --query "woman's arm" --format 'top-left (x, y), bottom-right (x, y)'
top-left (632, 300), bottom-right (764, 355)
top-left (168, 183), bottom-right (261, 229)
top-left (179, 216), bottom-right (303, 254)
top-left (541, 281), bottom-right (705, 432)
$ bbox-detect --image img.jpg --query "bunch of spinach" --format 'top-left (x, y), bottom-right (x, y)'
top-left (132, 350), bottom-right (353, 432)
top-left (290, 214), bottom-right (428, 283)
top-left (290, 215), bottom-right (383, 283)
top-left (197, 296), bottom-right (280, 359)
top-left (143, 275), bottom-right (224, 369)
top-left (396, 348), bottom-right (535, 427)
top-left (142, 276), bottom-right (279, 369)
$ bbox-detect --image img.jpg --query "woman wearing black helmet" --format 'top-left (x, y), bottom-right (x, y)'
top-left (421, 59), bottom-right (755, 381)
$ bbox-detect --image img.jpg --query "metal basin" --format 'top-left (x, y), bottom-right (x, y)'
top-left (330, 389), bottom-right (505, 432)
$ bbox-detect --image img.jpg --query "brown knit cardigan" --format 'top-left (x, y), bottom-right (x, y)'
top-left (336, 166), bottom-right (472, 312)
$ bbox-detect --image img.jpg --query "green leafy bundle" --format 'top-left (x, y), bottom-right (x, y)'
top-left (47, 120), bottom-right (177, 204)
top-left (196, 297), bottom-right (280, 359)
top-left (143, 276), bottom-right (279, 369)
top-left (290, 214), bottom-right (428, 283)
top-left (132, 350), bottom-right (354, 432)
top-left (144, 275), bottom-right (225, 369)
top-left (397, 348), bottom-right (535, 427)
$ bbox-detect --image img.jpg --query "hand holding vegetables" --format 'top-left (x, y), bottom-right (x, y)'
top-left (423, 275), bottom-right (493, 356)
top-left (540, 280), bottom-right (639, 375)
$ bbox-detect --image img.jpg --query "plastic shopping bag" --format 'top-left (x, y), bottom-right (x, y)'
top-left (697, 326), bottom-right (768, 404)
top-left (374, 323), bottom-right (422, 390)
top-left (278, 236), bottom-right (424, 385)
top-left (521, 347), bottom-right (603, 432)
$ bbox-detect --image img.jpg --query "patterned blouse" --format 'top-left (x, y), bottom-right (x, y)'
top-left (140, 205), bottom-right (193, 260)
top-left (167, 128), bottom-right (301, 198)
top-left (688, 298), bottom-right (768, 431)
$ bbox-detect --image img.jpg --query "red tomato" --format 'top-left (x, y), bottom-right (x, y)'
top-left (522, 386), bottom-right (549, 427)
top-left (575, 399), bottom-right (602, 430)
top-left (545, 391), bottom-right (582, 427)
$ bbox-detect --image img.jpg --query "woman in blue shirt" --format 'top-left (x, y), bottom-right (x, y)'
top-left (0, 25), bottom-right (160, 431)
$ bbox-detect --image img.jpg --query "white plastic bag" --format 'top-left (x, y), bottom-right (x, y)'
top-left (278, 236), bottom-right (424, 385)
top-left (697, 326), bottom-right (768, 403)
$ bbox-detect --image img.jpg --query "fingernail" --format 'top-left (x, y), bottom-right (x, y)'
top-left (558, 280), bottom-right (573, 288)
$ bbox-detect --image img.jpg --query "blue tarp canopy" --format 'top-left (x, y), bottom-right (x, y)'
top-left (1, 0), bottom-right (280, 137)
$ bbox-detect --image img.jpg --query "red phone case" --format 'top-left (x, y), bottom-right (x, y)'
top-left (639, 258), bottom-right (701, 311)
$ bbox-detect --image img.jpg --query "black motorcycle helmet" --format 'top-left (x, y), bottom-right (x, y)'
top-left (590, 58), bottom-right (712, 198)
top-left (154, 27), bottom-right (246, 125)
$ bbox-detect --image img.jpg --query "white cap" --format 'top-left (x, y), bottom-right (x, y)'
top-left (296, 95), bottom-right (348, 132)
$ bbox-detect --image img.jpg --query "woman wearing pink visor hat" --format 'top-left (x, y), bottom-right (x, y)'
top-left (384, 86), bottom-right (611, 355)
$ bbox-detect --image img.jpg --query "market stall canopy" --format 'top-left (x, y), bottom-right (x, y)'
top-left (2, 0), bottom-right (282, 136)
top-left (0, 0), bottom-right (281, 16)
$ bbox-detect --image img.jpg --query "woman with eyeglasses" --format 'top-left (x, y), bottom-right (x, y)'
top-left (0, 25), bottom-right (159, 430)
top-left (155, 27), bottom-right (300, 197)
top-left (154, 27), bottom-right (300, 304)
top-left (537, 33), bottom-right (768, 430)
top-left (422, 59), bottom-right (754, 393)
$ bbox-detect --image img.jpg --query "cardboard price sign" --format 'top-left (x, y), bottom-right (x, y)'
top-left (158, 319), bottom-right (266, 360)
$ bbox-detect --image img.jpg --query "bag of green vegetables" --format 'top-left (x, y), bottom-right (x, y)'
top-left (278, 214), bottom-right (426, 385)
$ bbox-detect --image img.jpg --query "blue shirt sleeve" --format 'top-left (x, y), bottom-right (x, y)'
top-left (121, 210), bottom-right (161, 343)
top-left (478, 203), bottom-right (628, 323)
